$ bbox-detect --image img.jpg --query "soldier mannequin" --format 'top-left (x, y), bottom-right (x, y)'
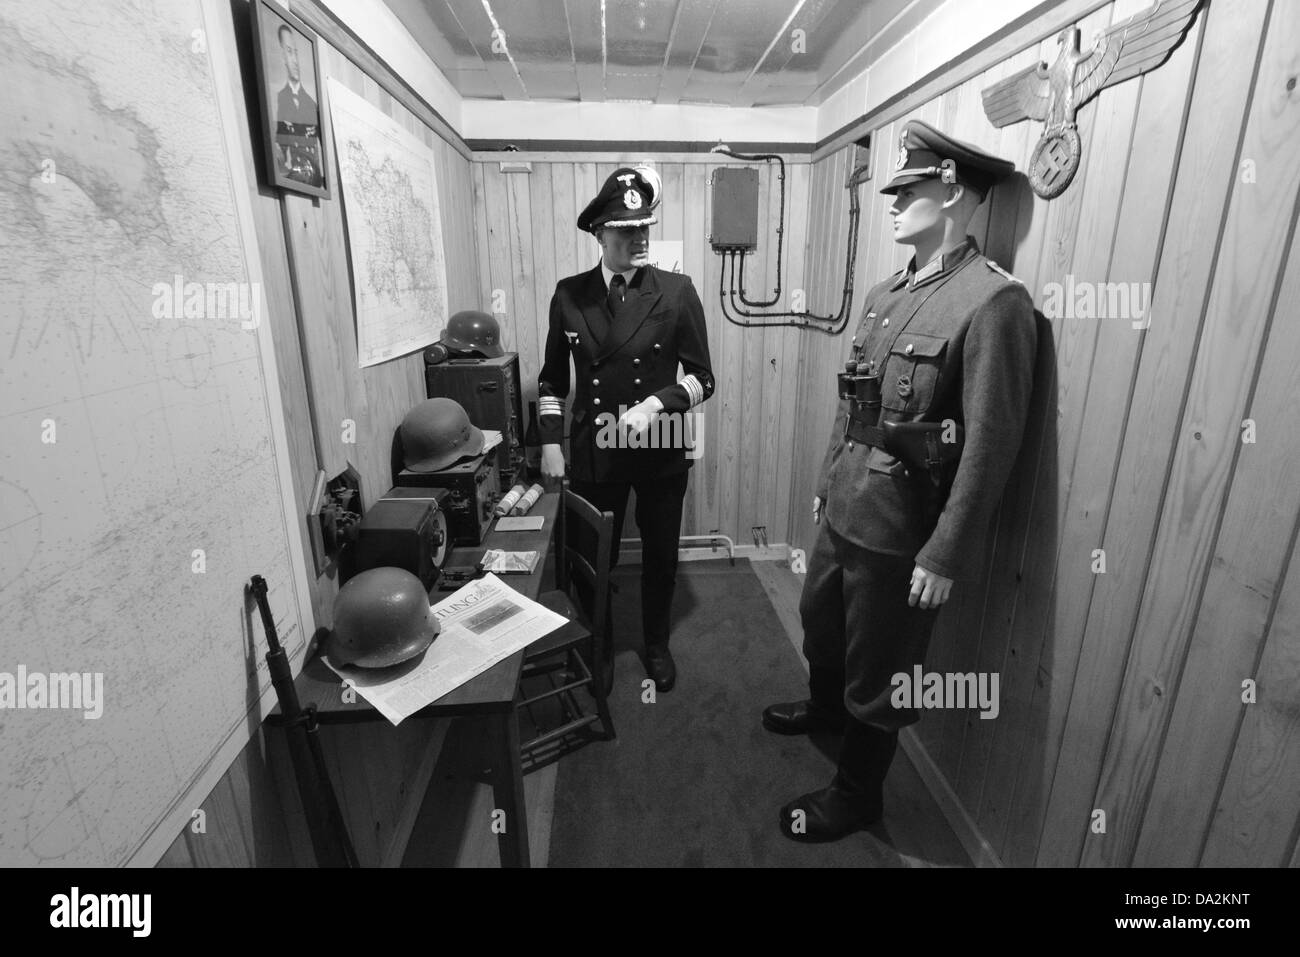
top-left (539, 167), bottom-right (715, 693)
top-left (765, 121), bottom-right (1037, 842)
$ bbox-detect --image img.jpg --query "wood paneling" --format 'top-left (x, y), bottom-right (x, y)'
top-left (471, 154), bottom-right (811, 545)
top-left (164, 0), bottom-right (1298, 869)
top-left (796, 0), bottom-right (1300, 867)
top-left (157, 0), bottom-right (482, 867)
top-left (1079, 0), bottom-right (1300, 868)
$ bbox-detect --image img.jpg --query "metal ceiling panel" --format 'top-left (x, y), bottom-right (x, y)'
top-left (385, 0), bottom-right (938, 107)
top-left (445, 0), bottom-right (528, 97)
top-left (655, 0), bottom-right (717, 103)
top-left (563, 0), bottom-right (606, 101)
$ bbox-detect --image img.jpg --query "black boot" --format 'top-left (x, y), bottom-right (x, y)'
top-left (779, 721), bottom-right (898, 842)
top-left (762, 667), bottom-right (848, 734)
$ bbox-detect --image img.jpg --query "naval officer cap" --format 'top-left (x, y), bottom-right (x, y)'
top-left (881, 119), bottom-right (1015, 200)
top-left (577, 165), bottom-right (662, 232)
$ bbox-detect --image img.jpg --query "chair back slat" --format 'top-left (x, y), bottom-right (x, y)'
top-left (556, 488), bottom-right (613, 640)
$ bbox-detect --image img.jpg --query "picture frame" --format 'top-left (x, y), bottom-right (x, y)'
top-left (250, 0), bottom-right (331, 199)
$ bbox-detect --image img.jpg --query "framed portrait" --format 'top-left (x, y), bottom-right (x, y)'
top-left (250, 0), bottom-right (330, 199)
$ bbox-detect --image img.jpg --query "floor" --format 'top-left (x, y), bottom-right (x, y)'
top-left (404, 558), bottom-right (972, 867)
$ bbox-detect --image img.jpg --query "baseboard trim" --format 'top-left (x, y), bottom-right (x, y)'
top-left (898, 728), bottom-right (1003, 868)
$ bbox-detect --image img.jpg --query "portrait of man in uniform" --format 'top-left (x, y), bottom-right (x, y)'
top-left (764, 119), bottom-right (1039, 843)
top-left (251, 0), bottom-right (329, 198)
top-left (538, 166), bottom-right (715, 694)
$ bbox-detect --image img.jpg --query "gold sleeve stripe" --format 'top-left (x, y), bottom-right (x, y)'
top-left (681, 374), bottom-right (705, 408)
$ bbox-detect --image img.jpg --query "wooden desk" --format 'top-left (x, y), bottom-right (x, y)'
top-left (280, 491), bottom-right (559, 868)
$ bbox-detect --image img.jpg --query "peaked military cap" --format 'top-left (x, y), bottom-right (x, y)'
top-left (577, 165), bottom-right (662, 232)
top-left (881, 119), bottom-right (1015, 199)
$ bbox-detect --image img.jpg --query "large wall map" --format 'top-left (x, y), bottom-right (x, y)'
top-left (0, 0), bottom-right (309, 865)
top-left (327, 78), bottom-right (448, 368)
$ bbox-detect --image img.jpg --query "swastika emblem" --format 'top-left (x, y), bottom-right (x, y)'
top-left (1028, 125), bottom-right (1082, 199)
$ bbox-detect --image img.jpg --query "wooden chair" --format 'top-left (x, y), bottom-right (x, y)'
top-left (515, 487), bottom-right (617, 772)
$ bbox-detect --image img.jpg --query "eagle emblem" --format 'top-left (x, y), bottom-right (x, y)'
top-left (981, 0), bottom-right (1201, 198)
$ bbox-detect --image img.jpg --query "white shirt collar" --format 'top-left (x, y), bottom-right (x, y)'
top-left (600, 261), bottom-right (638, 291)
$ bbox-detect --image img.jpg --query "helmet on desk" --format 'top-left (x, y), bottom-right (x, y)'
top-left (329, 567), bottom-right (438, 668)
top-left (440, 310), bottom-right (504, 358)
top-left (400, 397), bottom-right (484, 472)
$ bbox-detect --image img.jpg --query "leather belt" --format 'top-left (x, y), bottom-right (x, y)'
top-left (845, 418), bottom-right (886, 448)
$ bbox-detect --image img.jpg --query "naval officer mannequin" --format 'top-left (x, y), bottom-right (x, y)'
top-left (538, 166), bottom-right (715, 693)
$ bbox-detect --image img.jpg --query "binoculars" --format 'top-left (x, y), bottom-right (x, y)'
top-left (838, 359), bottom-right (882, 422)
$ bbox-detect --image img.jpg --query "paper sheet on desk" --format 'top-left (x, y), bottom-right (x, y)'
top-left (323, 573), bottom-right (568, 725)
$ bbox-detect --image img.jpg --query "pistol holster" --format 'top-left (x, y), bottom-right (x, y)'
top-left (881, 420), bottom-right (964, 487)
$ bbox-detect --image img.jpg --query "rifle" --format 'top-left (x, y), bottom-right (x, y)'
top-left (250, 575), bottom-right (357, 868)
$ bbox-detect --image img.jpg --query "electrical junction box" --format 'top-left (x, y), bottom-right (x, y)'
top-left (710, 167), bottom-right (759, 252)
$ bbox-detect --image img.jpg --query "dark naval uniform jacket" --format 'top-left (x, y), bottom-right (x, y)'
top-left (539, 264), bottom-right (714, 484)
top-left (817, 237), bottom-right (1036, 581)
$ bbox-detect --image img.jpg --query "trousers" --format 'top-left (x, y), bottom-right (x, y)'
top-left (569, 469), bottom-right (690, 649)
top-left (800, 518), bottom-right (941, 730)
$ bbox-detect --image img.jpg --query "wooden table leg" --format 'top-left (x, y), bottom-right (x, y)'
top-left (492, 712), bottom-right (530, 868)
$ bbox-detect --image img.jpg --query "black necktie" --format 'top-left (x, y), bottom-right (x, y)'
top-left (607, 273), bottom-right (626, 315)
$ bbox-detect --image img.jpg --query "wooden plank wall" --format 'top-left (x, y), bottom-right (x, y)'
top-left (157, 0), bottom-right (482, 867)
top-left (795, 0), bottom-right (1300, 867)
top-left (470, 154), bottom-right (811, 548)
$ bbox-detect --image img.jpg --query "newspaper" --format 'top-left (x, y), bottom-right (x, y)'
top-left (323, 573), bottom-right (568, 725)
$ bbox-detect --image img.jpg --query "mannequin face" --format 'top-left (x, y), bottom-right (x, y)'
top-left (598, 225), bottom-right (650, 273)
top-left (888, 178), bottom-right (963, 247)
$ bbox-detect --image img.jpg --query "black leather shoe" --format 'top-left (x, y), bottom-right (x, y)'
top-left (645, 646), bottom-right (676, 692)
top-left (778, 779), bottom-right (882, 842)
top-left (762, 699), bottom-right (847, 735)
top-left (777, 720), bottom-right (898, 842)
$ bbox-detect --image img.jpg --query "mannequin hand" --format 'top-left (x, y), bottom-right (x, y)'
top-left (909, 564), bottom-right (952, 610)
top-left (617, 396), bottom-right (664, 438)
top-left (541, 443), bottom-right (566, 490)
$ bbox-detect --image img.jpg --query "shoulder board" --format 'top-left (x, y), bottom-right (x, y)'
top-left (986, 260), bottom-right (1023, 284)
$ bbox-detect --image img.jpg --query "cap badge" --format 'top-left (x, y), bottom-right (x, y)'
top-left (895, 130), bottom-right (908, 171)
top-left (624, 189), bottom-right (643, 210)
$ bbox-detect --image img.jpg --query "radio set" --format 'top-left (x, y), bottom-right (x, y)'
top-left (395, 450), bottom-right (500, 546)
top-left (425, 353), bottom-right (525, 490)
top-left (346, 487), bottom-right (451, 589)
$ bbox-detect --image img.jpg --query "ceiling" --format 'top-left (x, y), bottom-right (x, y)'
top-left (383, 0), bottom-right (918, 107)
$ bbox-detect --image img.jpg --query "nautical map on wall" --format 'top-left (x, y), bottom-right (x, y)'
top-left (0, 0), bottom-right (311, 865)
top-left (327, 78), bottom-right (448, 368)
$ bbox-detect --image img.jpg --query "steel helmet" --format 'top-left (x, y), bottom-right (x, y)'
top-left (400, 397), bottom-right (484, 472)
top-left (440, 310), bottom-right (504, 358)
top-left (329, 567), bottom-right (438, 668)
